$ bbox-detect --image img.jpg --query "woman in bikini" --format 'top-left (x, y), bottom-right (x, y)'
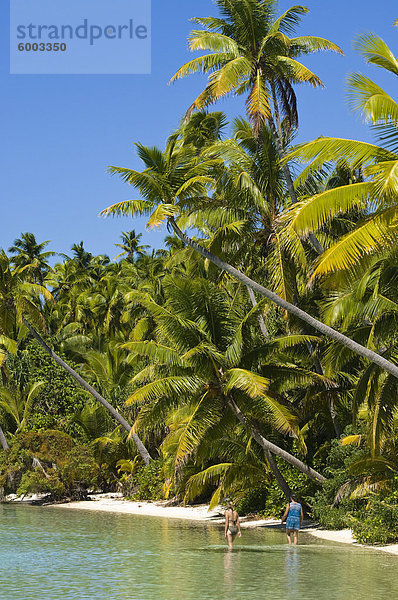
top-left (224, 502), bottom-right (241, 549)
top-left (281, 494), bottom-right (304, 545)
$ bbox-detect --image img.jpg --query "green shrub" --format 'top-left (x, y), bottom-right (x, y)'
top-left (312, 505), bottom-right (352, 530)
top-left (352, 501), bottom-right (398, 544)
top-left (0, 431), bottom-right (99, 499)
top-left (6, 342), bottom-right (87, 436)
top-left (17, 471), bottom-right (66, 499)
top-left (60, 445), bottom-right (99, 495)
top-left (131, 460), bottom-right (164, 501)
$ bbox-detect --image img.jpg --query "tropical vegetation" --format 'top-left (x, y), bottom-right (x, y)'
top-left (1, 1), bottom-right (398, 544)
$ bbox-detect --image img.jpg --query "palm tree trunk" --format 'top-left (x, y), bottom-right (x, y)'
top-left (269, 120), bottom-right (324, 254)
top-left (169, 219), bottom-right (398, 380)
top-left (268, 86), bottom-right (324, 255)
top-left (268, 93), bottom-right (340, 433)
top-left (0, 425), bottom-right (9, 452)
top-left (228, 397), bottom-right (325, 483)
top-left (264, 449), bottom-right (292, 500)
top-left (247, 290), bottom-right (299, 493)
top-left (21, 317), bottom-right (152, 465)
top-left (247, 286), bottom-right (269, 339)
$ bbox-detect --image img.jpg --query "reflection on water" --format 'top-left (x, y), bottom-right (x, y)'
top-left (0, 504), bottom-right (397, 600)
top-left (285, 546), bottom-right (300, 599)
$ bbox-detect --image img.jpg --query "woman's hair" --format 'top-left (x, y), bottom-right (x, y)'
top-left (290, 494), bottom-right (298, 502)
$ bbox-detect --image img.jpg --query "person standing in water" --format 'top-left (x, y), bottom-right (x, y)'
top-left (224, 503), bottom-right (241, 549)
top-left (281, 494), bottom-right (303, 545)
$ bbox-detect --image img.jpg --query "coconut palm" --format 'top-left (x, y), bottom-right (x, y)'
top-left (114, 230), bottom-right (149, 262)
top-left (8, 232), bottom-right (57, 285)
top-left (123, 275), bottom-right (328, 485)
top-left (0, 381), bottom-right (45, 435)
top-left (101, 134), bottom-right (398, 380)
top-left (170, 0), bottom-right (341, 135)
top-left (0, 251), bottom-right (52, 450)
top-left (0, 252), bottom-right (152, 464)
top-left (170, 0), bottom-right (342, 254)
top-left (162, 417), bottom-right (278, 506)
top-left (283, 34), bottom-right (398, 278)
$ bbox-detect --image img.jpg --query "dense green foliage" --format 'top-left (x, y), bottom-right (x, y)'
top-left (5, 342), bottom-right (87, 434)
top-left (1, 1), bottom-right (398, 545)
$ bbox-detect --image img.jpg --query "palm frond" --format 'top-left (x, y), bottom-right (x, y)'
top-left (348, 73), bottom-right (398, 124)
top-left (126, 376), bottom-right (204, 405)
top-left (270, 6), bottom-right (309, 35)
top-left (225, 368), bottom-right (269, 397)
top-left (355, 33), bottom-right (398, 76)
top-left (311, 207), bottom-right (398, 278)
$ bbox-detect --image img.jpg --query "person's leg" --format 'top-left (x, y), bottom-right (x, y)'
top-left (286, 529), bottom-right (292, 545)
top-left (227, 532), bottom-right (234, 549)
top-left (293, 530), bottom-right (298, 545)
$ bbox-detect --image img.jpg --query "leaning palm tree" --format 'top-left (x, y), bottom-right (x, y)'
top-left (101, 135), bottom-right (398, 380)
top-left (282, 34), bottom-right (398, 278)
top-left (124, 276), bottom-right (327, 485)
top-left (0, 252), bottom-right (152, 464)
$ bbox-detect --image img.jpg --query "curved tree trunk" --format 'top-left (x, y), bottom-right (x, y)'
top-left (21, 317), bottom-right (152, 465)
top-left (246, 289), bottom-right (300, 493)
top-left (0, 425), bottom-right (9, 452)
top-left (247, 286), bottom-right (269, 339)
top-left (228, 397), bottom-right (325, 483)
top-left (169, 219), bottom-right (398, 380)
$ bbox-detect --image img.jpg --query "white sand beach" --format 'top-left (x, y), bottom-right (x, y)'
top-left (55, 495), bottom-right (223, 521)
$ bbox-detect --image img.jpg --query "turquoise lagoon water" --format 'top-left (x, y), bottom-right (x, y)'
top-left (0, 504), bottom-right (396, 599)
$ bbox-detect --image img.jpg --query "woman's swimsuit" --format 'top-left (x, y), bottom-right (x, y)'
top-left (227, 511), bottom-right (238, 535)
top-left (286, 502), bottom-right (302, 530)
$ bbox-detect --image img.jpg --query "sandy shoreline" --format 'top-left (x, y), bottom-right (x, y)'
top-left (4, 493), bottom-right (398, 555)
top-left (48, 494), bottom-right (398, 555)
top-left (54, 495), bottom-right (223, 521)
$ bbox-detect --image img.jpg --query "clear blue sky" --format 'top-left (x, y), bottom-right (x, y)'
top-left (1, 0), bottom-right (397, 259)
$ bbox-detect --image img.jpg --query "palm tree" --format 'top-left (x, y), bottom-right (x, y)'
top-left (0, 252), bottom-right (152, 464)
top-left (124, 276), bottom-right (327, 485)
top-left (171, 0), bottom-right (341, 133)
top-left (283, 34), bottom-right (398, 278)
top-left (8, 232), bottom-right (57, 285)
top-left (170, 0), bottom-right (342, 253)
top-left (0, 250), bottom-right (52, 450)
top-left (0, 381), bottom-right (45, 435)
top-left (101, 138), bottom-right (398, 380)
top-left (114, 230), bottom-right (149, 262)
top-left (70, 241), bottom-right (93, 269)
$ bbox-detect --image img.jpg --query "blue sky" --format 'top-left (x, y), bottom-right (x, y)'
top-left (1, 0), bottom-right (397, 260)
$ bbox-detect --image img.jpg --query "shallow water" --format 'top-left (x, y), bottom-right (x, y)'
top-left (0, 504), bottom-right (396, 599)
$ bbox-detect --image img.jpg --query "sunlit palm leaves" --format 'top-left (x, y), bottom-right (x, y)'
top-left (283, 35), bottom-right (398, 277)
top-left (170, 0), bottom-right (341, 133)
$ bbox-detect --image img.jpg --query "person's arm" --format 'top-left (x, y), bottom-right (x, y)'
top-left (236, 513), bottom-right (242, 537)
top-left (281, 503), bottom-right (289, 524)
top-left (300, 505), bottom-right (304, 526)
top-left (225, 512), bottom-right (229, 537)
